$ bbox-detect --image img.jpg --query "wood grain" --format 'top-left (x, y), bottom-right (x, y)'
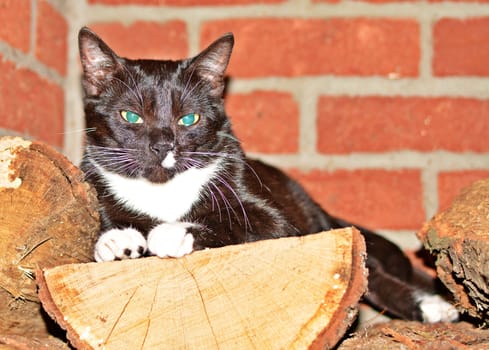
top-left (38, 227), bottom-right (367, 350)
top-left (0, 136), bottom-right (99, 341)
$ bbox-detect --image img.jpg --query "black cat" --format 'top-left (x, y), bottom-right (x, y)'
top-left (78, 27), bottom-right (457, 323)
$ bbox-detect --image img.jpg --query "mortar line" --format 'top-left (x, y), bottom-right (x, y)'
top-left (421, 167), bottom-right (439, 222)
top-left (30, 0), bottom-right (37, 56)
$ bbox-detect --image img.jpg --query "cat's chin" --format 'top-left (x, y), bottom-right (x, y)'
top-left (144, 166), bottom-right (177, 183)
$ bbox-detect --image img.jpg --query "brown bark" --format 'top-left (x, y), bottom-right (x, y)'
top-left (0, 137), bottom-right (99, 341)
top-left (417, 178), bottom-right (489, 321)
top-left (338, 320), bottom-right (489, 350)
top-left (38, 227), bottom-right (367, 350)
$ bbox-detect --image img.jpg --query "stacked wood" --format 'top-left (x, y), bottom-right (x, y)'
top-left (417, 178), bottom-right (489, 321)
top-left (37, 227), bottom-right (367, 350)
top-left (0, 137), bottom-right (100, 347)
top-left (338, 320), bottom-right (489, 349)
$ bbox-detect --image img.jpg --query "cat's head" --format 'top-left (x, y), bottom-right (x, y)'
top-left (79, 27), bottom-right (238, 183)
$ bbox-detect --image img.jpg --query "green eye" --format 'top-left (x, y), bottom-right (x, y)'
top-left (120, 110), bottom-right (143, 124)
top-left (178, 113), bottom-right (200, 127)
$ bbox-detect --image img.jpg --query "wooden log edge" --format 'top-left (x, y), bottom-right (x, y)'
top-left (311, 228), bottom-right (367, 349)
top-left (37, 228), bottom-right (367, 350)
top-left (37, 268), bottom-right (89, 350)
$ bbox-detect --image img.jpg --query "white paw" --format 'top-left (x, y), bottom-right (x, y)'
top-left (94, 228), bottom-right (147, 262)
top-left (147, 222), bottom-right (195, 258)
top-left (417, 294), bottom-right (459, 323)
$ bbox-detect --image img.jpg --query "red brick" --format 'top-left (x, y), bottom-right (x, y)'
top-left (350, 0), bottom-right (416, 2)
top-left (35, 0), bottom-right (67, 75)
top-left (434, 18), bottom-right (489, 76)
top-left (430, 0), bottom-right (489, 2)
top-left (88, 0), bottom-right (284, 4)
top-left (201, 18), bottom-right (419, 78)
top-left (225, 91), bottom-right (299, 154)
top-left (289, 169), bottom-right (425, 230)
top-left (89, 21), bottom-right (188, 59)
top-left (438, 171), bottom-right (489, 211)
top-left (0, 55), bottom-right (64, 146)
top-left (317, 96), bottom-right (489, 154)
top-left (0, 0), bottom-right (31, 52)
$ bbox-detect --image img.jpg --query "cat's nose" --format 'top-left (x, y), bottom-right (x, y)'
top-left (150, 142), bottom-right (174, 157)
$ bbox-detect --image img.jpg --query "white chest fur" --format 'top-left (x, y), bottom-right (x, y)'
top-left (98, 161), bottom-right (220, 222)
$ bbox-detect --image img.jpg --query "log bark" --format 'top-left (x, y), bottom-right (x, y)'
top-left (417, 178), bottom-right (489, 321)
top-left (338, 320), bottom-right (489, 350)
top-left (0, 137), bottom-right (100, 340)
top-left (38, 227), bottom-right (367, 350)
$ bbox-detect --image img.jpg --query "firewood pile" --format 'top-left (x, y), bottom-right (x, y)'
top-left (1, 135), bottom-right (489, 349)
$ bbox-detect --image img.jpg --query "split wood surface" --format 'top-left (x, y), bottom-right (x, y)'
top-left (417, 178), bottom-right (489, 321)
top-left (38, 227), bottom-right (367, 350)
top-left (0, 136), bottom-right (99, 345)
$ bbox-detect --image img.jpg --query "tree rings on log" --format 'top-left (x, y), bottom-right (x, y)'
top-left (417, 178), bottom-right (489, 321)
top-left (0, 137), bottom-right (100, 339)
top-left (38, 228), bottom-right (367, 350)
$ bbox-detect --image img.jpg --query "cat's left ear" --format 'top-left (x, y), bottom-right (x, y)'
top-left (189, 33), bottom-right (234, 97)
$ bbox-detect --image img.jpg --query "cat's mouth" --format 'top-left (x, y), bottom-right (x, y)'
top-left (143, 151), bottom-right (179, 183)
top-left (145, 165), bottom-right (176, 183)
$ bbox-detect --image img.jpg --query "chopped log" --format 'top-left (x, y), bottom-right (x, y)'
top-left (417, 178), bottom-right (489, 320)
top-left (0, 335), bottom-right (70, 350)
top-left (0, 137), bottom-right (100, 339)
top-left (338, 320), bottom-right (489, 349)
top-left (38, 228), bottom-right (367, 350)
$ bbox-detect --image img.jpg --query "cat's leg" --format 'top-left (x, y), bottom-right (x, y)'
top-left (94, 227), bottom-right (147, 262)
top-left (366, 256), bottom-right (458, 322)
top-left (147, 222), bottom-right (195, 258)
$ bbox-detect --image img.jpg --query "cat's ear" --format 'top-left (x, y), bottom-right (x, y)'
top-left (189, 33), bottom-right (234, 97)
top-left (78, 27), bottom-right (121, 96)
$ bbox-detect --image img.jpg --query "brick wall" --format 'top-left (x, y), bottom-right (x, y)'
top-left (2, 0), bottom-right (489, 249)
top-left (0, 0), bottom-right (66, 147)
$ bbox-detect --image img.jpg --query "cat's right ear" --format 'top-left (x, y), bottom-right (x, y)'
top-left (78, 27), bottom-right (120, 96)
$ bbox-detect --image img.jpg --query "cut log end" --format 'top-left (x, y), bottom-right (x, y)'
top-left (0, 137), bottom-right (100, 340)
top-left (38, 228), bottom-right (367, 350)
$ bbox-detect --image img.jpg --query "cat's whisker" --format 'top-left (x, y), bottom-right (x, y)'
top-left (205, 184), bottom-right (221, 221)
top-left (182, 151), bottom-right (263, 189)
top-left (86, 145), bottom-right (139, 153)
top-left (180, 65), bottom-right (202, 105)
top-left (214, 174), bottom-right (252, 232)
top-left (179, 64), bottom-right (199, 107)
top-left (58, 127), bottom-right (97, 135)
top-left (180, 79), bottom-right (206, 106)
top-left (120, 65), bottom-right (144, 105)
top-left (83, 148), bottom-right (142, 177)
top-left (217, 131), bottom-right (240, 143)
top-left (113, 69), bottom-right (144, 110)
top-left (209, 180), bottom-right (234, 230)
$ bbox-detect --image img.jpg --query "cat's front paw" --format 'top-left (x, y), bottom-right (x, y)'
top-left (94, 228), bottom-right (147, 262)
top-left (147, 222), bottom-right (195, 258)
top-left (417, 293), bottom-right (459, 323)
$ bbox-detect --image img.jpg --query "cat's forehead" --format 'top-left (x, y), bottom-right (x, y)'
top-left (124, 57), bottom-right (188, 80)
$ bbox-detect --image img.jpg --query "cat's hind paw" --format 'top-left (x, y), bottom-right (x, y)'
top-left (417, 293), bottom-right (459, 323)
top-left (94, 228), bottom-right (147, 262)
top-left (147, 222), bottom-right (195, 258)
